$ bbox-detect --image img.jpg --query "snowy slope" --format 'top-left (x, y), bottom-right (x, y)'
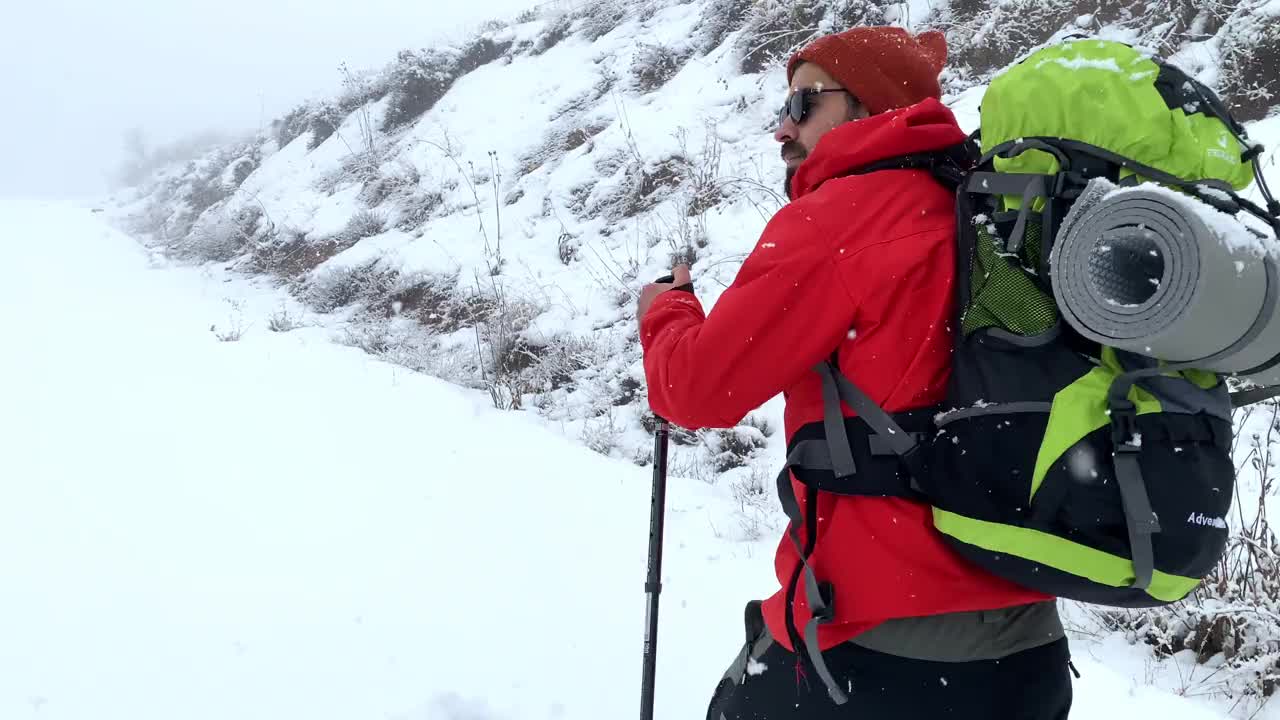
top-left (2, 198), bottom-right (1269, 720)
top-left (108, 0), bottom-right (1280, 489)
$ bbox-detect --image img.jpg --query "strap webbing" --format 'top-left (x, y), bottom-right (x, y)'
top-left (1230, 384), bottom-right (1280, 407)
top-left (775, 458), bottom-right (848, 705)
top-left (1112, 441), bottom-right (1159, 590)
top-left (816, 363), bottom-right (858, 478)
top-left (1106, 363), bottom-right (1197, 591)
top-left (1006, 176), bottom-right (1048, 255)
top-left (966, 171), bottom-right (1053, 197)
top-left (815, 362), bottom-right (917, 457)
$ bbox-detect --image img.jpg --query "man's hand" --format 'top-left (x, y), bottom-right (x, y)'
top-left (637, 264), bottom-right (693, 332)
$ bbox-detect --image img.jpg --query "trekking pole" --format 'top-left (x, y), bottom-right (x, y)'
top-left (641, 273), bottom-right (677, 720)
top-left (641, 412), bottom-right (669, 720)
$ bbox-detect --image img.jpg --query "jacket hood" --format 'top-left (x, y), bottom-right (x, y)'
top-left (790, 97), bottom-right (968, 199)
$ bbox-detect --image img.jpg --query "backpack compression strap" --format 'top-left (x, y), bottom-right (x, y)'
top-left (838, 145), bottom-right (975, 191)
top-left (1230, 384), bottom-right (1280, 406)
top-left (773, 362), bottom-right (928, 705)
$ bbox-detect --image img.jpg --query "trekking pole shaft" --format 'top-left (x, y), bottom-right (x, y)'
top-left (641, 418), bottom-right (669, 720)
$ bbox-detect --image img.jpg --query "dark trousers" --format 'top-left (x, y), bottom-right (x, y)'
top-left (707, 623), bottom-right (1074, 719)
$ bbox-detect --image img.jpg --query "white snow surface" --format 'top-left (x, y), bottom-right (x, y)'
top-left (4, 199), bottom-right (1278, 718)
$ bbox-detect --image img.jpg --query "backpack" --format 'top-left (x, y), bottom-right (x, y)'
top-left (775, 37), bottom-right (1280, 704)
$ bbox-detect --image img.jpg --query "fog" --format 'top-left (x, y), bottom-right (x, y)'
top-left (1, 0), bottom-right (546, 200)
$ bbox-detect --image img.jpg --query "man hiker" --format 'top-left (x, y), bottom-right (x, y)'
top-left (637, 27), bottom-right (1074, 719)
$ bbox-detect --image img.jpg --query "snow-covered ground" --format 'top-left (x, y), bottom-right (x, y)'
top-left (3, 200), bottom-right (1275, 719)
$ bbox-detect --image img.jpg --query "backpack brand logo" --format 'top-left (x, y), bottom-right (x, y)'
top-left (1186, 512), bottom-right (1228, 529)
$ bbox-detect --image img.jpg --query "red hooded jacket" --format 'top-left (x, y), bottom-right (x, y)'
top-left (640, 98), bottom-right (1051, 652)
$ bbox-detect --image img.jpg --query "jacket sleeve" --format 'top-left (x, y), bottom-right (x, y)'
top-left (640, 204), bottom-right (857, 429)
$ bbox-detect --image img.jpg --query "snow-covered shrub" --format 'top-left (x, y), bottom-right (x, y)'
top-left (631, 42), bottom-right (689, 92)
top-left (694, 0), bottom-right (754, 55)
top-left (677, 128), bottom-right (726, 218)
top-left (706, 423), bottom-right (769, 473)
top-left (457, 36), bottom-right (513, 75)
top-left (582, 406), bottom-right (625, 456)
top-left (742, 413), bottom-right (776, 439)
top-left (247, 228), bottom-right (350, 280)
top-left (341, 209), bottom-right (388, 242)
top-left (531, 11), bottom-right (574, 56)
top-left (939, 0), bottom-right (1129, 77)
top-left (518, 115), bottom-right (611, 178)
top-left (303, 258), bottom-right (401, 313)
top-left (267, 305), bottom-right (304, 332)
top-left (274, 104), bottom-right (313, 149)
top-left (734, 0), bottom-right (887, 75)
top-left (178, 203), bottom-right (262, 263)
top-left (1219, 5), bottom-right (1280, 121)
top-left (577, 0), bottom-right (631, 41)
top-left (729, 465), bottom-right (776, 541)
top-left (358, 165), bottom-right (418, 208)
top-left (306, 111), bottom-right (339, 151)
top-left (556, 231), bottom-right (580, 265)
top-left (736, 0), bottom-right (828, 74)
top-left (593, 156), bottom-right (686, 222)
top-left (393, 190), bottom-right (444, 231)
top-left (366, 272), bottom-right (472, 331)
top-left (381, 50), bottom-right (460, 132)
top-left (274, 101), bottom-right (347, 151)
top-left (473, 284), bottom-right (543, 410)
top-left (1142, 0), bottom-right (1242, 52)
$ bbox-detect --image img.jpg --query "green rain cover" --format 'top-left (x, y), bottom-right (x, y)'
top-left (979, 38), bottom-right (1254, 202)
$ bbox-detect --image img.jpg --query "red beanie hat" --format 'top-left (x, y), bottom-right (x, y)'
top-left (786, 26), bottom-right (948, 115)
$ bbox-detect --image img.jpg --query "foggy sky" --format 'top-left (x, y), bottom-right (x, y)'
top-left (1, 0), bottom-right (545, 200)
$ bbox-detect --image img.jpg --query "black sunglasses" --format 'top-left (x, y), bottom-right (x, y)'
top-left (778, 88), bottom-right (850, 126)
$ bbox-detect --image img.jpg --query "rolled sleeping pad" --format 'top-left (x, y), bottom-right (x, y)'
top-left (1050, 179), bottom-right (1280, 385)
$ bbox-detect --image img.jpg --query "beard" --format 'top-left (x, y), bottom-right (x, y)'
top-left (781, 141), bottom-right (806, 200)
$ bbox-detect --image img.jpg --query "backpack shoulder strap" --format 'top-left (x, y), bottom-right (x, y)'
top-left (840, 137), bottom-right (980, 192)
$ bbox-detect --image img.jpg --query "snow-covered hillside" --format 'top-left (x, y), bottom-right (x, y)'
top-left (3, 198), bottom-right (1273, 719)
top-left (84, 0), bottom-right (1280, 715)
top-left (110, 0), bottom-right (1280, 486)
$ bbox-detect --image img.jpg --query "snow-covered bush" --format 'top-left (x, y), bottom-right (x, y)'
top-left (631, 42), bottom-right (690, 92)
top-left (530, 11), bottom-right (574, 56)
top-left (694, 0), bottom-right (754, 56)
top-left (304, 258), bottom-right (402, 314)
top-left (381, 49), bottom-right (462, 132)
top-left (247, 228), bottom-right (349, 280)
top-left (735, 0), bottom-right (888, 74)
top-left (576, 0), bottom-right (631, 41)
top-left (1219, 3), bottom-right (1280, 121)
top-left (340, 209), bottom-right (388, 243)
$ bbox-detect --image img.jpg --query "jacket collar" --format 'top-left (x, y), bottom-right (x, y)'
top-left (790, 97), bottom-right (967, 200)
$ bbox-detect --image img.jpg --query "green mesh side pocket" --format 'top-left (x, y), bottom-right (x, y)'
top-left (961, 218), bottom-right (1058, 337)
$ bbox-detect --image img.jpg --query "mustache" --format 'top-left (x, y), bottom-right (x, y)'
top-left (781, 141), bottom-right (806, 162)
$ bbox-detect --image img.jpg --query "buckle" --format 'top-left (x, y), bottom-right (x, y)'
top-left (1110, 404), bottom-right (1142, 453)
